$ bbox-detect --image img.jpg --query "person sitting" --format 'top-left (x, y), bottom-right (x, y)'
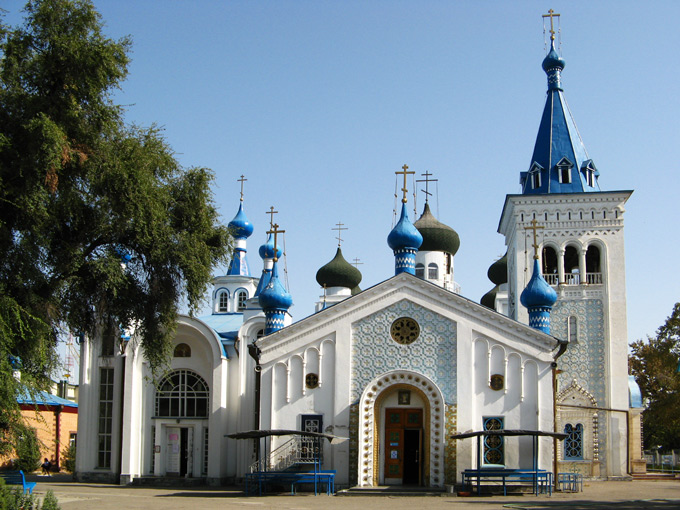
top-left (41, 458), bottom-right (51, 476)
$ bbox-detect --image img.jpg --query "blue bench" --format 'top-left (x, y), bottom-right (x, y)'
top-left (557, 472), bottom-right (583, 492)
top-left (0, 470), bottom-right (37, 494)
top-left (245, 470), bottom-right (335, 496)
top-left (462, 468), bottom-right (553, 496)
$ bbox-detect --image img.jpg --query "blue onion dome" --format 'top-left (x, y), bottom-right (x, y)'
top-left (481, 285), bottom-right (499, 310)
top-left (259, 233), bottom-right (282, 260)
top-left (542, 40), bottom-right (566, 73)
top-left (316, 247), bottom-right (362, 290)
top-left (388, 203), bottom-right (423, 251)
top-left (487, 252), bottom-right (508, 286)
top-left (520, 259), bottom-right (558, 309)
top-left (258, 263), bottom-right (293, 311)
top-left (228, 203), bottom-right (254, 239)
top-left (413, 203), bottom-right (460, 256)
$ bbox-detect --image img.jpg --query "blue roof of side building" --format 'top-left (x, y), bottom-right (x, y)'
top-left (17, 390), bottom-right (77, 408)
top-left (197, 312), bottom-right (244, 357)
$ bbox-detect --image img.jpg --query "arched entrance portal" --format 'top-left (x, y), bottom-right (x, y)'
top-left (358, 370), bottom-right (445, 487)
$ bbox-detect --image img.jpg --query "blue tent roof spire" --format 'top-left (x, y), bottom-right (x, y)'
top-left (520, 22), bottom-right (601, 195)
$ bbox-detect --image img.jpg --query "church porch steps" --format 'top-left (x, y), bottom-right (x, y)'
top-left (336, 485), bottom-right (446, 497)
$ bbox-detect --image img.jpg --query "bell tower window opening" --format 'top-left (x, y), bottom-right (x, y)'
top-left (564, 245), bottom-right (579, 285)
top-left (415, 263), bottom-right (425, 279)
top-left (542, 246), bottom-right (558, 285)
top-left (585, 245), bottom-right (602, 284)
top-left (428, 263), bottom-right (439, 280)
top-left (556, 158), bottom-right (573, 184)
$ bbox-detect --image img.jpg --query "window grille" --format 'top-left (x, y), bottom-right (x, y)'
top-left (483, 416), bottom-right (504, 465)
top-left (155, 370), bottom-right (209, 418)
top-left (415, 263), bottom-right (424, 278)
top-left (568, 316), bottom-right (578, 344)
top-left (428, 263), bottom-right (439, 280)
top-left (564, 423), bottom-right (583, 459)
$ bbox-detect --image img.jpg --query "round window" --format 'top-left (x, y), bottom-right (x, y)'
top-left (390, 317), bottom-right (420, 345)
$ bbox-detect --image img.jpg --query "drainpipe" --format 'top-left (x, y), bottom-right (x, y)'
top-left (55, 405), bottom-right (63, 470)
top-left (552, 339), bottom-right (568, 488)
top-left (247, 343), bottom-right (262, 465)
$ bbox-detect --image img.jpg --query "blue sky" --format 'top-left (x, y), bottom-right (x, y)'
top-left (4, 1), bottom-right (679, 363)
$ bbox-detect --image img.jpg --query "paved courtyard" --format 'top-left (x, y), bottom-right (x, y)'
top-left (22, 475), bottom-right (680, 510)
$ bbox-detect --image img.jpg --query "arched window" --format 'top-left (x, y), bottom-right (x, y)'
top-left (564, 245), bottom-right (579, 285)
top-left (567, 316), bottom-right (578, 344)
top-left (236, 290), bottom-right (248, 312)
top-left (415, 263), bottom-right (425, 279)
top-left (585, 245), bottom-right (601, 284)
top-left (428, 263), bottom-right (439, 280)
top-left (564, 423), bottom-right (583, 459)
top-left (217, 291), bottom-right (229, 312)
top-left (542, 246), bottom-right (558, 285)
top-left (155, 370), bottom-right (209, 418)
top-left (173, 343), bottom-right (191, 357)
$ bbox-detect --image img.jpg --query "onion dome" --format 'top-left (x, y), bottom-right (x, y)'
top-left (259, 262), bottom-right (293, 334)
top-left (316, 247), bottom-right (362, 290)
top-left (388, 203), bottom-right (423, 251)
top-left (521, 259), bottom-right (557, 308)
top-left (481, 285), bottom-right (499, 310)
top-left (542, 40), bottom-right (566, 84)
top-left (259, 234), bottom-right (282, 260)
top-left (351, 285), bottom-right (361, 296)
top-left (520, 259), bottom-right (557, 334)
top-left (228, 203), bottom-right (254, 239)
top-left (414, 203), bottom-right (460, 256)
top-left (487, 252), bottom-right (508, 286)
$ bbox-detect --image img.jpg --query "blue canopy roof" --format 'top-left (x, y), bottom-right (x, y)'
top-left (17, 390), bottom-right (77, 408)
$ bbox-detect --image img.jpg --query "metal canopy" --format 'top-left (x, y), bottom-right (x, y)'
top-left (450, 429), bottom-right (567, 440)
top-left (225, 429), bottom-right (347, 444)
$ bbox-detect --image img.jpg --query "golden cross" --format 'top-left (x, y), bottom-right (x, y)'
top-left (266, 206), bottom-right (278, 229)
top-left (332, 221), bottom-right (348, 247)
top-left (266, 223), bottom-right (285, 262)
top-left (237, 175), bottom-right (247, 201)
top-left (416, 171), bottom-right (438, 203)
top-left (542, 9), bottom-right (560, 41)
top-left (524, 219), bottom-right (544, 260)
top-left (396, 164), bottom-right (415, 203)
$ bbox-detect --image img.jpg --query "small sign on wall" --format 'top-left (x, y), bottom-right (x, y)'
top-left (154, 445), bottom-right (160, 453)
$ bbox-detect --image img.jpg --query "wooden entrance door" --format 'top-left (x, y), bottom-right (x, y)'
top-left (384, 408), bottom-right (423, 485)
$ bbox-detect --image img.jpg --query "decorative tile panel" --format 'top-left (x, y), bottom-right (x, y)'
top-left (351, 300), bottom-right (457, 403)
top-left (349, 403), bottom-right (359, 486)
top-left (551, 298), bottom-right (607, 472)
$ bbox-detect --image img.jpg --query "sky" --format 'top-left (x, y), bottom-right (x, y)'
top-left (3, 1), bottom-right (679, 377)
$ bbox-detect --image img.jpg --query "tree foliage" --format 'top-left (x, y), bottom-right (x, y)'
top-left (0, 0), bottom-right (231, 429)
top-left (629, 303), bottom-right (680, 450)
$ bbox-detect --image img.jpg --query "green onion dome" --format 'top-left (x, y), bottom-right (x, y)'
top-left (481, 285), bottom-right (499, 310)
top-left (414, 203), bottom-right (460, 256)
top-left (316, 247), bottom-right (362, 290)
top-left (487, 252), bottom-right (508, 286)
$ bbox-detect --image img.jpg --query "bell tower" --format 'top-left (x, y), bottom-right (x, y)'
top-left (498, 12), bottom-right (634, 478)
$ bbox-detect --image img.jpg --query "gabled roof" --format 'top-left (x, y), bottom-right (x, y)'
top-left (257, 272), bottom-right (560, 359)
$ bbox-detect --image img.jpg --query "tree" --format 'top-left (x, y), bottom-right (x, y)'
top-left (0, 0), bottom-right (230, 434)
top-left (12, 423), bottom-right (41, 473)
top-left (629, 303), bottom-right (680, 450)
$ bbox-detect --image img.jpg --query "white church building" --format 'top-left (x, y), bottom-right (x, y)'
top-left (75, 26), bottom-right (644, 487)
